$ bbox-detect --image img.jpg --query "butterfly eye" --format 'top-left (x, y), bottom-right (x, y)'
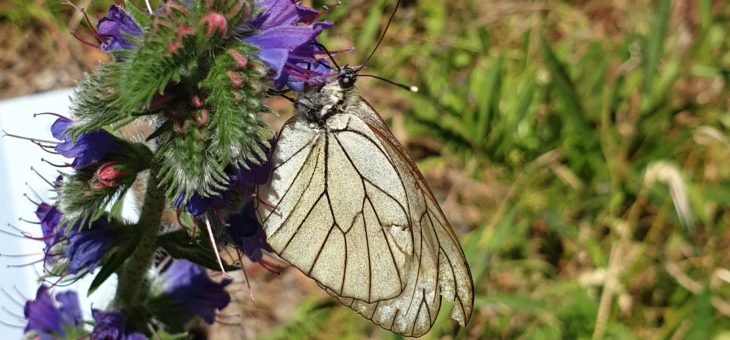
top-left (338, 74), bottom-right (355, 89)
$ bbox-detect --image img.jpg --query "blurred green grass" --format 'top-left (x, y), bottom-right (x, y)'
top-left (3, 0), bottom-right (730, 338)
top-left (312, 0), bottom-right (730, 338)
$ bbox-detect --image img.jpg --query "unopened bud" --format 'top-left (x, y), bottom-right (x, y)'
top-left (176, 25), bottom-right (196, 39)
top-left (192, 95), bottom-right (205, 108)
top-left (94, 162), bottom-right (128, 188)
top-left (200, 12), bottom-right (227, 38)
top-left (228, 71), bottom-right (244, 88)
top-left (228, 49), bottom-right (248, 69)
top-left (194, 109), bottom-right (209, 127)
top-left (167, 41), bottom-right (182, 54)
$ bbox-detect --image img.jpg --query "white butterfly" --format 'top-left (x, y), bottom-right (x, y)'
top-left (254, 67), bottom-right (474, 337)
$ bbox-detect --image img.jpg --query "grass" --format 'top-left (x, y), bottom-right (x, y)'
top-left (309, 0), bottom-right (730, 338)
top-left (3, 0), bottom-right (730, 338)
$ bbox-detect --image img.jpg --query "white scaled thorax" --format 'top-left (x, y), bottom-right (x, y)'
top-left (294, 67), bottom-right (360, 131)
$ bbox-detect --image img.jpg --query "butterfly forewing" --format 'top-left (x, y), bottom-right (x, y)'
top-left (256, 114), bottom-right (413, 303)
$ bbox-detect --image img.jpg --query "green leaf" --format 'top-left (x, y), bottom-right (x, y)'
top-left (682, 289), bottom-right (714, 339)
top-left (158, 230), bottom-right (238, 272)
top-left (88, 227), bottom-right (139, 295)
top-left (123, 0), bottom-right (151, 28)
top-left (643, 0), bottom-right (672, 94)
top-left (475, 53), bottom-right (503, 140)
top-left (540, 36), bottom-right (587, 124)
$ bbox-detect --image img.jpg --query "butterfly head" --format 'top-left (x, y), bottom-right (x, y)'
top-left (337, 66), bottom-right (358, 90)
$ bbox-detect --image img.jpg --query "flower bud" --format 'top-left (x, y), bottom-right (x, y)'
top-left (227, 49), bottom-right (248, 69)
top-left (228, 71), bottom-right (244, 87)
top-left (199, 12), bottom-right (227, 38)
top-left (95, 162), bottom-right (129, 188)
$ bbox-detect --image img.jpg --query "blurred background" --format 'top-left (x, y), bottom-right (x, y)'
top-left (1, 0), bottom-right (730, 338)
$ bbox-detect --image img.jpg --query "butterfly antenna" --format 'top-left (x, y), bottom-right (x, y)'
top-left (357, 74), bottom-right (418, 92)
top-left (310, 42), bottom-right (341, 71)
top-left (362, 0), bottom-right (402, 69)
top-left (267, 89), bottom-right (296, 103)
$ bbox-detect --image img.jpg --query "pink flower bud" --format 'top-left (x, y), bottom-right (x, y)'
top-left (194, 109), bottom-right (209, 126)
top-left (167, 41), bottom-right (182, 53)
top-left (227, 49), bottom-right (248, 69)
top-left (228, 71), bottom-right (244, 88)
top-left (176, 25), bottom-right (196, 39)
top-left (191, 95), bottom-right (205, 108)
top-left (95, 162), bottom-right (128, 188)
top-left (199, 13), bottom-right (227, 38)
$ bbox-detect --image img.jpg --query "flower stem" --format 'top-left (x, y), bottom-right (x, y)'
top-left (113, 167), bottom-right (165, 308)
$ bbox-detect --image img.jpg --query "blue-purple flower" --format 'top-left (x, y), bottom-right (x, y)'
top-left (51, 117), bottom-right (121, 170)
top-left (174, 143), bottom-right (272, 216)
top-left (34, 200), bottom-right (115, 275)
top-left (65, 223), bottom-right (116, 274)
top-left (173, 191), bottom-right (228, 217)
top-left (92, 309), bottom-right (148, 340)
top-left (24, 285), bottom-right (83, 340)
top-left (97, 5), bottom-right (143, 52)
top-left (243, 0), bottom-right (334, 90)
top-left (35, 202), bottom-right (63, 248)
top-left (227, 202), bottom-right (273, 262)
top-left (159, 259), bottom-right (232, 324)
top-left (233, 153), bottom-right (273, 187)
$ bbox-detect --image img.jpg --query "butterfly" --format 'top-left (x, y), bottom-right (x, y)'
top-left (253, 65), bottom-right (474, 336)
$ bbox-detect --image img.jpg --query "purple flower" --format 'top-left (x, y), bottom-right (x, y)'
top-left (24, 285), bottom-right (82, 339)
top-left (173, 143), bottom-right (271, 216)
top-left (92, 309), bottom-right (148, 340)
top-left (65, 223), bottom-right (116, 274)
top-left (173, 191), bottom-right (227, 217)
top-left (243, 0), bottom-right (334, 90)
top-left (233, 154), bottom-right (273, 187)
top-left (51, 117), bottom-right (121, 170)
top-left (97, 5), bottom-right (143, 51)
top-left (227, 202), bottom-right (272, 262)
top-left (160, 259), bottom-right (232, 324)
top-left (35, 202), bottom-right (63, 248)
top-left (33, 200), bottom-right (115, 275)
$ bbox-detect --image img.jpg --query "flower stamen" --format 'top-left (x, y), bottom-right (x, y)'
top-left (205, 217), bottom-right (228, 277)
top-left (70, 31), bottom-right (102, 49)
top-left (41, 159), bottom-right (72, 168)
top-left (30, 167), bottom-right (55, 187)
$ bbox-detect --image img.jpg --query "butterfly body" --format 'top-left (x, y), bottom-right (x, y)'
top-left (255, 68), bottom-right (473, 337)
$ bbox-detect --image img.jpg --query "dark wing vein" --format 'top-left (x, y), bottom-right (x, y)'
top-left (261, 138), bottom-right (322, 224)
top-left (273, 137), bottom-right (313, 171)
top-left (332, 133), bottom-right (408, 289)
top-left (278, 192), bottom-right (325, 252)
top-left (307, 221), bottom-right (337, 276)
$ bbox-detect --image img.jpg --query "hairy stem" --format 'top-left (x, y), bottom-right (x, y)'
top-left (113, 167), bottom-right (165, 308)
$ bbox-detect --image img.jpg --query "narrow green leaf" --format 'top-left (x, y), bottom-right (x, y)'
top-left (475, 53), bottom-right (503, 141)
top-left (123, 0), bottom-right (151, 28)
top-left (88, 231), bottom-right (138, 295)
top-left (643, 0), bottom-right (672, 93)
top-left (158, 230), bottom-right (238, 271)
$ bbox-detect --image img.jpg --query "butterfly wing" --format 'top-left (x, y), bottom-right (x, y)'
top-left (320, 98), bottom-right (474, 337)
top-left (255, 98), bottom-right (473, 336)
top-left (255, 114), bottom-right (413, 303)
